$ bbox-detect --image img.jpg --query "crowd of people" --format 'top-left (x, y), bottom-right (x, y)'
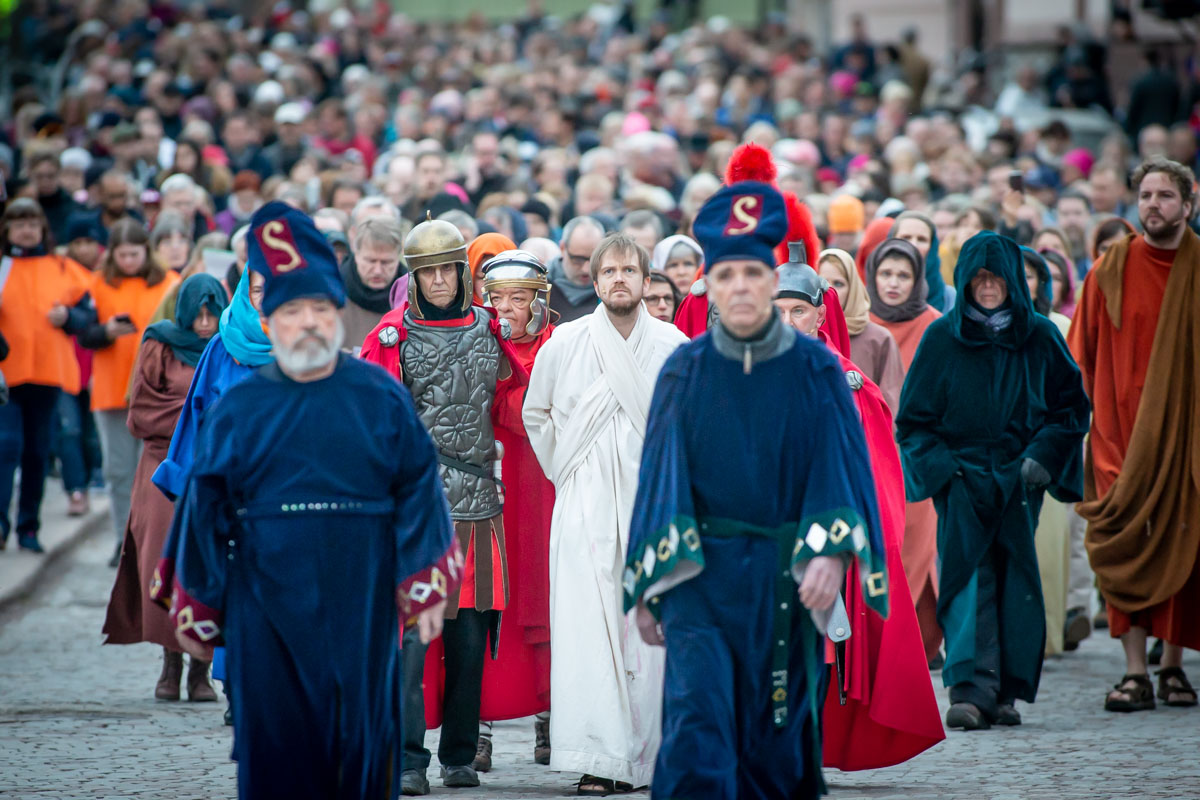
top-left (1, 2), bottom-right (1198, 798)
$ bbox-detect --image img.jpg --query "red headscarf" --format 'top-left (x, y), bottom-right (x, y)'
top-left (855, 218), bottom-right (894, 283)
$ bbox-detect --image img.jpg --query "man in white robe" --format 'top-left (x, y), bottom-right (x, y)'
top-left (523, 233), bottom-right (687, 793)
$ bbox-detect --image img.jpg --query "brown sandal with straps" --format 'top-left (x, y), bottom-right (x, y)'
top-left (1105, 673), bottom-right (1156, 712)
top-left (1157, 667), bottom-right (1199, 707)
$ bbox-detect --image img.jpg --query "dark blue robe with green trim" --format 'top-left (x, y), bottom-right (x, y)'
top-left (164, 354), bottom-right (454, 799)
top-left (896, 231), bottom-right (1089, 706)
top-left (623, 316), bottom-right (888, 800)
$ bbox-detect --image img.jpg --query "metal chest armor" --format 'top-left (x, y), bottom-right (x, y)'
top-left (399, 307), bottom-right (502, 521)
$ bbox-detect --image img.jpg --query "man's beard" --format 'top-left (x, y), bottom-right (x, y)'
top-left (1140, 210), bottom-right (1186, 242)
top-left (271, 318), bottom-right (345, 374)
top-left (602, 291), bottom-right (641, 317)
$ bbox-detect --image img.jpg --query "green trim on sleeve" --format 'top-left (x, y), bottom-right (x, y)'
top-left (622, 515), bottom-right (703, 614)
top-left (792, 507), bottom-right (889, 620)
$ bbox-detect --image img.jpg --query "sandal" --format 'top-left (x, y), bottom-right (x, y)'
top-left (1156, 666), bottom-right (1199, 707)
top-left (1104, 673), bottom-right (1156, 712)
top-left (577, 775), bottom-right (636, 796)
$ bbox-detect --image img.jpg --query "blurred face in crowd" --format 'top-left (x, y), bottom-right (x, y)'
top-left (192, 305), bottom-right (219, 338)
top-left (248, 269), bottom-right (266, 314)
top-left (415, 154), bottom-right (445, 199)
top-left (416, 263), bottom-right (459, 309)
top-left (593, 247), bottom-right (648, 316)
top-left (1024, 263), bottom-right (1040, 301)
top-left (1032, 230), bottom-right (1069, 263)
top-left (818, 257), bottom-right (849, 307)
top-left (354, 240), bottom-right (401, 290)
top-left (643, 280), bottom-right (676, 323)
top-left (6, 217), bottom-right (44, 249)
top-left (1056, 197), bottom-right (1090, 238)
top-left (575, 182), bottom-right (612, 216)
top-left (101, 176), bottom-right (130, 217)
top-left (113, 242), bottom-right (147, 277)
top-left (775, 296), bottom-right (825, 337)
top-left (561, 224), bottom-right (602, 285)
top-left (1044, 258), bottom-right (1066, 308)
top-left (223, 117), bottom-right (256, 153)
top-left (931, 209), bottom-right (957, 244)
top-left (957, 210), bottom-right (986, 242)
top-left (970, 268), bottom-right (1008, 310)
top-left (156, 231), bottom-right (190, 271)
top-left (68, 236), bottom-right (101, 268)
top-left (489, 286), bottom-right (536, 341)
top-left (1169, 127), bottom-right (1197, 166)
top-left (473, 133), bottom-right (500, 175)
top-left (162, 188), bottom-right (195, 220)
top-left (331, 186), bottom-right (364, 216)
top-left (1137, 170), bottom-right (1192, 245)
top-left (663, 246), bottom-right (700, 294)
top-left (268, 297), bottom-right (343, 378)
top-left (523, 213), bottom-right (550, 240)
top-left (1095, 231), bottom-right (1125, 260)
top-left (1139, 125), bottom-right (1168, 159)
top-left (30, 160), bottom-right (60, 198)
top-left (624, 224), bottom-right (659, 255)
top-left (874, 255), bottom-right (916, 307)
top-left (893, 217), bottom-right (933, 259)
top-left (1089, 169), bottom-right (1125, 214)
top-left (708, 259), bottom-right (776, 337)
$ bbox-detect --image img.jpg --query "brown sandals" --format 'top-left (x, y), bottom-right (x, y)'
top-left (1157, 667), bottom-right (1199, 707)
top-left (1105, 673), bottom-right (1156, 712)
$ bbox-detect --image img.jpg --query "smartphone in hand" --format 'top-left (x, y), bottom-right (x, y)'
top-left (1008, 170), bottom-right (1024, 193)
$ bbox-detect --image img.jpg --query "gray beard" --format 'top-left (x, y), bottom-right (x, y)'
top-left (271, 318), bottom-right (345, 375)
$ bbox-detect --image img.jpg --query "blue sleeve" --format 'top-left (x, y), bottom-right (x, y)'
top-left (152, 339), bottom-right (222, 502)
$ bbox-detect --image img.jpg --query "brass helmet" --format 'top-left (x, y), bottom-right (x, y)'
top-left (480, 249), bottom-right (553, 337)
top-left (404, 214), bottom-right (471, 316)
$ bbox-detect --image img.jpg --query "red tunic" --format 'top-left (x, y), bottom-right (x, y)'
top-left (820, 303), bottom-right (945, 769)
top-left (478, 327), bottom-right (556, 720)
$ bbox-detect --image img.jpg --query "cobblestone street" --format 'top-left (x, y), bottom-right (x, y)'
top-left (2, 530), bottom-right (1197, 800)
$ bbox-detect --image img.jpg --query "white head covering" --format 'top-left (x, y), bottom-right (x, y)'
top-left (651, 234), bottom-right (704, 273)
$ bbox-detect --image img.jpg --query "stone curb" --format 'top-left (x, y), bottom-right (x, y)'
top-left (0, 506), bottom-right (109, 613)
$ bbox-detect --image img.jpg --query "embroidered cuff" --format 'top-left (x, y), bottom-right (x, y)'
top-left (168, 580), bottom-right (223, 645)
top-left (149, 558), bottom-right (175, 609)
top-left (398, 540), bottom-right (464, 627)
top-left (622, 515), bottom-right (704, 615)
top-left (791, 507), bottom-right (888, 619)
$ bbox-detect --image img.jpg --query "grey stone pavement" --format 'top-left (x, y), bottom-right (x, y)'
top-left (1, 526), bottom-right (1198, 800)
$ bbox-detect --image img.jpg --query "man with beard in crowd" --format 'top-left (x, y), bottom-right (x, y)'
top-left (161, 201), bottom-right (459, 798)
top-left (524, 232), bottom-right (686, 795)
top-left (548, 216), bottom-right (605, 323)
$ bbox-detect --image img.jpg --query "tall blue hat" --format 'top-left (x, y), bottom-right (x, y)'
top-left (247, 201), bottom-right (346, 316)
top-left (691, 181), bottom-right (789, 273)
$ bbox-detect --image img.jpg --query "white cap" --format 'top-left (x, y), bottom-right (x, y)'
top-left (254, 80), bottom-right (285, 107)
top-left (60, 147), bottom-right (93, 172)
top-left (274, 102), bottom-right (307, 126)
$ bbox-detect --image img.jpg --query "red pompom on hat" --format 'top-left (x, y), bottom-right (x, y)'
top-left (724, 142), bottom-right (821, 268)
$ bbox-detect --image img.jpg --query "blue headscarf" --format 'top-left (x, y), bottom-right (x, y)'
top-left (219, 268), bottom-right (273, 367)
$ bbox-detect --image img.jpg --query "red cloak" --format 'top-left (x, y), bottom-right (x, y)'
top-left (819, 299), bottom-right (945, 770)
top-left (478, 326), bottom-right (556, 720)
top-left (359, 304), bottom-right (533, 728)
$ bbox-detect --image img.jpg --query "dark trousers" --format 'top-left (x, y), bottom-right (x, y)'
top-left (949, 545), bottom-right (1004, 716)
top-left (53, 389), bottom-right (101, 492)
top-left (402, 608), bottom-right (494, 772)
top-left (0, 385), bottom-right (62, 539)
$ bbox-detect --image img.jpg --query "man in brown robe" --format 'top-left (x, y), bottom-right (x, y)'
top-left (1068, 156), bottom-right (1200, 712)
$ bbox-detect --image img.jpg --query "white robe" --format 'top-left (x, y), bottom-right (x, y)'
top-left (523, 305), bottom-right (686, 786)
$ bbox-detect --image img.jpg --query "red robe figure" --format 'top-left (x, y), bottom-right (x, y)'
top-left (676, 142), bottom-right (823, 339)
top-left (772, 249), bottom-right (945, 769)
top-left (477, 249), bottom-right (557, 769)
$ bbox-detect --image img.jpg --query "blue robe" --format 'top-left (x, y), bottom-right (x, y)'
top-left (623, 321), bottom-right (888, 800)
top-left (164, 355), bottom-right (454, 799)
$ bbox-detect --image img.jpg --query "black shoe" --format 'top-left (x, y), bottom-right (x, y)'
top-left (1148, 638), bottom-right (1164, 666)
top-left (1063, 606), bottom-right (1091, 651)
top-left (945, 702), bottom-right (991, 730)
top-left (17, 532), bottom-right (45, 553)
top-left (401, 769), bottom-right (430, 796)
top-left (928, 650), bottom-right (945, 671)
top-left (441, 764), bottom-right (480, 788)
top-left (534, 716), bottom-right (551, 765)
top-left (993, 703), bottom-right (1022, 726)
top-left (107, 541), bottom-right (121, 567)
top-left (472, 735), bottom-right (493, 772)
top-left (223, 703), bottom-right (233, 726)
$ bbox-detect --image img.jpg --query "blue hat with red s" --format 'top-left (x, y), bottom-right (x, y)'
top-left (247, 201), bottom-right (346, 316)
top-left (691, 181), bottom-right (789, 273)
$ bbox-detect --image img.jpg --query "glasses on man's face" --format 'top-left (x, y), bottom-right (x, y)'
top-left (645, 294), bottom-right (674, 306)
top-left (567, 253), bottom-right (591, 268)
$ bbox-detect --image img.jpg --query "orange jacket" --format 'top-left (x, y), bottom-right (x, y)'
top-left (0, 255), bottom-right (92, 394)
top-left (88, 271), bottom-right (180, 410)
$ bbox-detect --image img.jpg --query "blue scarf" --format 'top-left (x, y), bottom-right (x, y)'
top-left (219, 268), bottom-right (273, 367)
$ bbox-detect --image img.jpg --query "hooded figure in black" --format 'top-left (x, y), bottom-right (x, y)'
top-left (895, 231), bottom-right (1089, 731)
